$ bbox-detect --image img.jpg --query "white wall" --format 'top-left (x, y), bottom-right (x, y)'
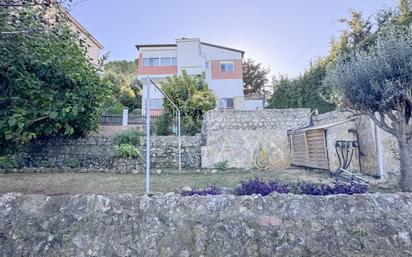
top-left (141, 77), bottom-right (167, 99)
top-left (244, 99), bottom-right (264, 110)
top-left (177, 39), bottom-right (204, 75)
top-left (140, 78), bottom-right (166, 114)
top-left (201, 44), bottom-right (242, 60)
top-left (140, 47), bottom-right (177, 58)
top-left (208, 79), bottom-right (243, 98)
top-left (201, 43), bottom-right (244, 100)
top-left (138, 40), bottom-right (245, 111)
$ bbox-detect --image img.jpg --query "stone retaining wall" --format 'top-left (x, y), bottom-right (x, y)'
top-left (11, 134), bottom-right (202, 173)
top-left (1, 192), bottom-right (412, 257)
top-left (141, 135), bottom-right (202, 169)
top-left (201, 109), bottom-right (311, 168)
top-left (202, 108), bottom-right (311, 133)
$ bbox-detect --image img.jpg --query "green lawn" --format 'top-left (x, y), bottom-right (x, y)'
top-left (0, 168), bottom-right (334, 195)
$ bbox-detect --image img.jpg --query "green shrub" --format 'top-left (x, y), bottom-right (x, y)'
top-left (63, 159), bottom-right (80, 168)
top-left (0, 5), bottom-right (109, 154)
top-left (156, 113), bottom-right (173, 136)
top-left (0, 156), bottom-right (16, 172)
top-left (182, 115), bottom-right (202, 136)
top-left (116, 129), bottom-right (145, 145)
top-left (114, 144), bottom-right (140, 159)
top-left (130, 108), bottom-right (142, 115)
top-left (160, 71), bottom-right (216, 135)
top-left (102, 102), bottom-right (125, 115)
top-left (214, 160), bottom-right (229, 171)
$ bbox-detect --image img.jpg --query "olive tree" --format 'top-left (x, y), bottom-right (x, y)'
top-left (324, 26), bottom-right (412, 191)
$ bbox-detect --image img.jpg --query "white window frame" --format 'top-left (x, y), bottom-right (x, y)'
top-left (160, 57), bottom-right (171, 66)
top-left (143, 58), bottom-right (160, 67)
top-left (219, 61), bottom-right (234, 72)
top-left (218, 98), bottom-right (234, 109)
top-left (143, 56), bottom-right (177, 67)
top-left (145, 98), bottom-right (164, 109)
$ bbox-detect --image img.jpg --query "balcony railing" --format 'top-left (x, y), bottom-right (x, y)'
top-left (101, 115), bottom-right (159, 126)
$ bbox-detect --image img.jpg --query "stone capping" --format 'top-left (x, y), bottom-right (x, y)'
top-left (312, 110), bottom-right (354, 126)
top-left (202, 108), bottom-right (311, 133)
top-left (1, 192), bottom-right (412, 256)
top-left (28, 135), bottom-right (117, 146)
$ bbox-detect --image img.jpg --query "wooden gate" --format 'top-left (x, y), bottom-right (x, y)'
top-left (291, 128), bottom-right (329, 170)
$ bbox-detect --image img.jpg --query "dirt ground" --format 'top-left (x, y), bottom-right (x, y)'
top-left (0, 167), bottom-right (391, 195)
top-left (0, 168), bottom-right (340, 195)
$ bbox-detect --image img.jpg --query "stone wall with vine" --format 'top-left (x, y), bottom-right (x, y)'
top-left (201, 109), bottom-right (311, 169)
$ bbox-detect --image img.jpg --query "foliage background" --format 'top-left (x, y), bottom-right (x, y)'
top-left (102, 60), bottom-right (141, 115)
top-left (267, 8), bottom-right (375, 113)
top-left (158, 71), bottom-right (216, 135)
top-left (242, 58), bottom-right (271, 96)
top-left (0, 1), bottom-right (108, 154)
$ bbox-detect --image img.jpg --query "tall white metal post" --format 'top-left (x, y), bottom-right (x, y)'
top-left (145, 77), bottom-right (151, 193)
top-left (147, 78), bottom-right (182, 172)
top-left (375, 123), bottom-right (385, 178)
top-left (177, 110), bottom-right (181, 172)
top-left (144, 77), bottom-right (182, 181)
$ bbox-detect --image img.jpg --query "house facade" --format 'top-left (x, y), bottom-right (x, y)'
top-left (136, 38), bottom-right (245, 116)
top-left (45, 4), bottom-right (103, 65)
top-left (63, 8), bottom-right (104, 65)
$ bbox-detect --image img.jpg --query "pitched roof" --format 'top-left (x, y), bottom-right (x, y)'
top-left (135, 40), bottom-right (245, 56)
top-left (135, 43), bottom-right (177, 49)
top-left (200, 42), bottom-right (245, 56)
top-left (59, 4), bottom-right (104, 49)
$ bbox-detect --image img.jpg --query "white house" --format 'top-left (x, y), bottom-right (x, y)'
top-left (136, 38), bottom-right (245, 116)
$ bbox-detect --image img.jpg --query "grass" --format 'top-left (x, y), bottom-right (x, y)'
top-left (0, 168), bottom-right (335, 195)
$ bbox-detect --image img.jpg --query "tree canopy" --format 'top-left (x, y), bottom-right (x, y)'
top-left (0, 1), bottom-right (108, 154)
top-left (104, 60), bottom-right (137, 76)
top-left (324, 26), bottom-right (412, 134)
top-left (102, 60), bottom-right (141, 114)
top-left (243, 58), bottom-right (270, 96)
top-left (268, 63), bottom-right (336, 113)
top-left (159, 71), bottom-right (216, 135)
top-left (324, 1), bottom-right (412, 191)
top-left (267, 9), bottom-right (374, 113)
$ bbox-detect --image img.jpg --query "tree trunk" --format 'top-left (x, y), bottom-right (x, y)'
top-left (398, 138), bottom-right (412, 192)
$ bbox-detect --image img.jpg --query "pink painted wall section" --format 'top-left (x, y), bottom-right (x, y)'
top-left (211, 59), bottom-right (243, 80)
top-left (137, 53), bottom-right (177, 76)
top-left (150, 109), bottom-right (163, 116)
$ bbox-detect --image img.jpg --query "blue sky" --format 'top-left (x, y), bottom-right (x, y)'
top-left (69, 0), bottom-right (398, 77)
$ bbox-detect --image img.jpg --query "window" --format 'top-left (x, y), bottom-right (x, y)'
top-left (220, 62), bottom-right (234, 72)
top-left (160, 57), bottom-right (170, 66)
top-left (143, 58), bottom-right (159, 67)
top-left (143, 57), bottom-right (177, 67)
top-left (160, 57), bottom-right (177, 66)
top-left (219, 98), bottom-right (234, 109)
top-left (145, 99), bottom-right (164, 109)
